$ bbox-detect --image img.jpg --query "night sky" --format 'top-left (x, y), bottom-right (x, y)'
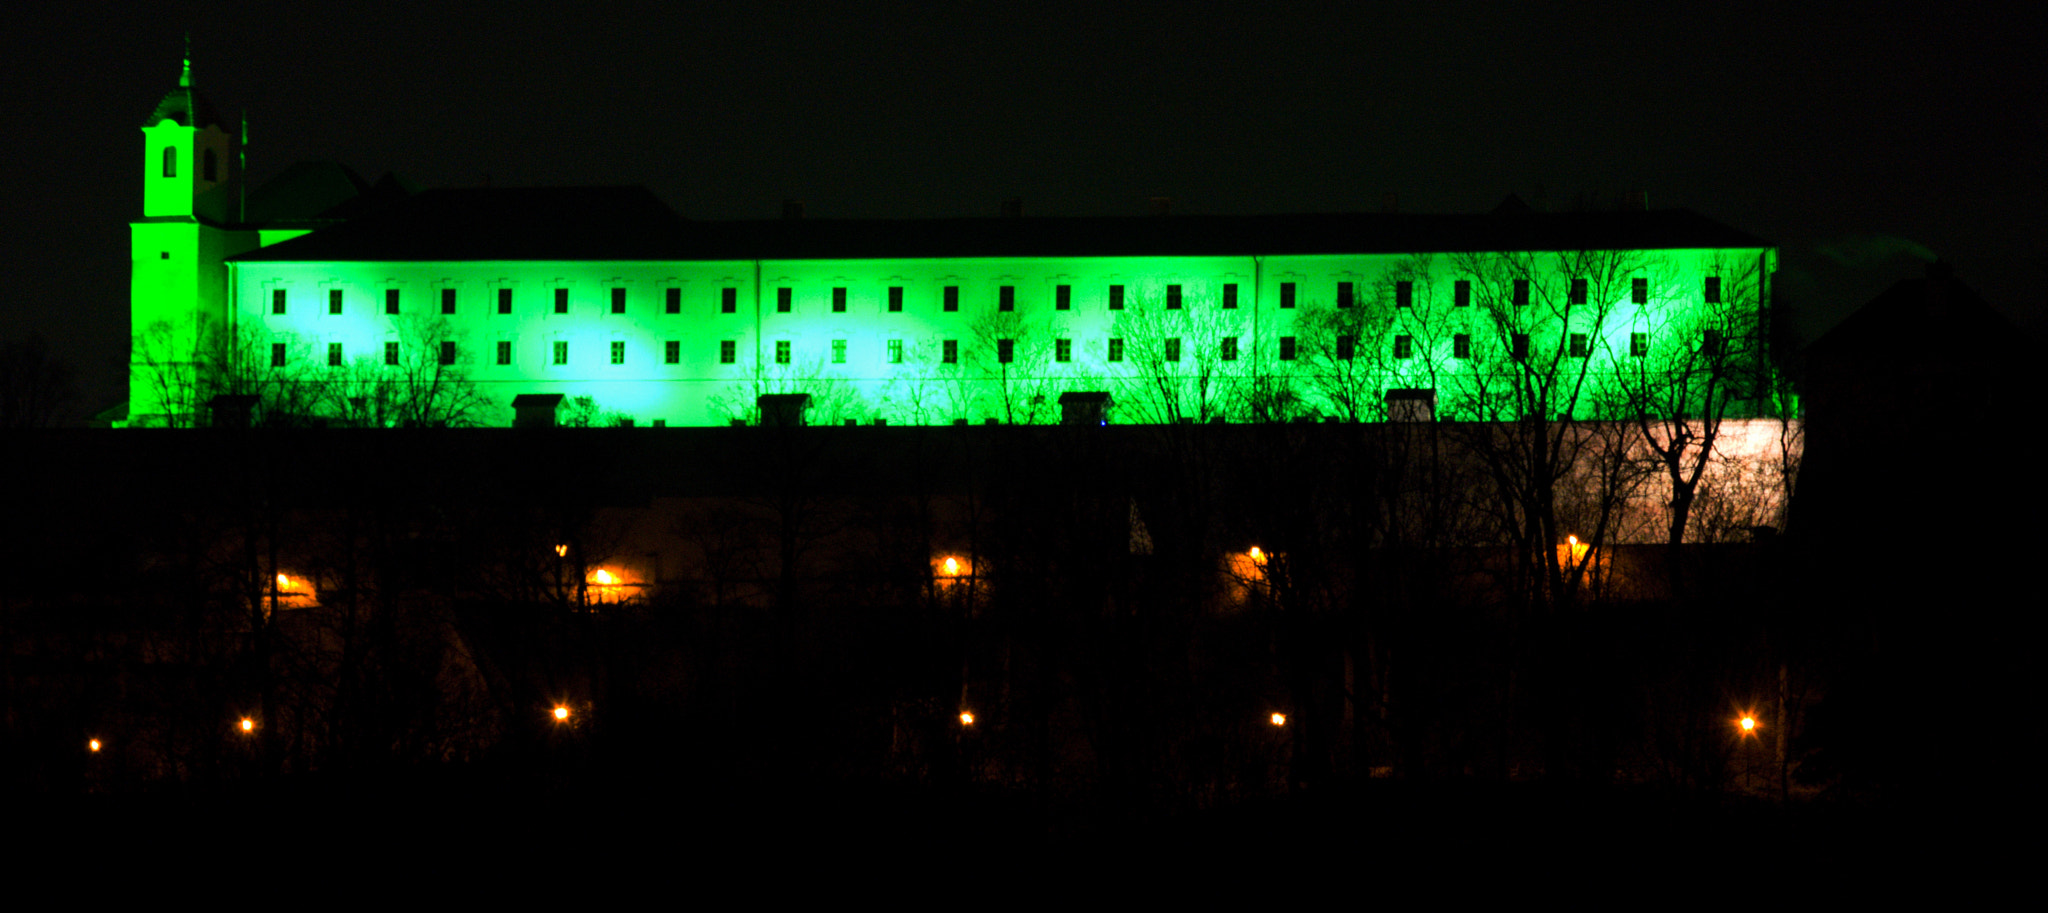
top-left (7, 0), bottom-right (2041, 412)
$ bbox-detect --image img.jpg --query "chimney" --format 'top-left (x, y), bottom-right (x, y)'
top-left (1623, 190), bottom-right (1649, 211)
top-left (781, 199), bottom-right (805, 220)
top-left (1001, 198), bottom-right (1023, 218)
top-left (1149, 196), bottom-right (1172, 216)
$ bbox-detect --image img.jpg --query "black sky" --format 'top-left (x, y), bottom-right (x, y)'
top-left (6, 0), bottom-right (2041, 412)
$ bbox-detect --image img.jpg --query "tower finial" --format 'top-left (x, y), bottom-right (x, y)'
top-left (180, 33), bottom-right (192, 88)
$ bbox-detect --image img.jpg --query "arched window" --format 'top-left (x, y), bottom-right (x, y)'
top-left (161, 146), bottom-right (176, 178)
top-left (202, 148), bottom-right (217, 182)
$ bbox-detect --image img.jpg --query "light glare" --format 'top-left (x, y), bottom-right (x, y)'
top-left (239, 717), bottom-right (254, 733)
top-left (959, 711), bottom-right (975, 726)
top-left (553, 705), bottom-right (570, 721)
top-left (1270, 712), bottom-right (1286, 726)
top-left (89, 738), bottom-right (102, 752)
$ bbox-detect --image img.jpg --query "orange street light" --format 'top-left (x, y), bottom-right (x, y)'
top-left (89, 738), bottom-right (102, 753)
top-left (1248, 546), bottom-right (1264, 562)
top-left (553, 705), bottom-right (571, 722)
top-left (1270, 712), bottom-right (1287, 727)
top-left (1739, 714), bottom-right (1758, 735)
top-left (555, 544), bottom-right (569, 557)
top-left (239, 717), bottom-right (255, 734)
top-left (959, 711), bottom-right (975, 726)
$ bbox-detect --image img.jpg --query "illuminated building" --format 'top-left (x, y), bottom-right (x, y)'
top-left (124, 53), bottom-right (1778, 429)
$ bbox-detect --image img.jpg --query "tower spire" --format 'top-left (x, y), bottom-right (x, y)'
top-left (180, 32), bottom-right (192, 88)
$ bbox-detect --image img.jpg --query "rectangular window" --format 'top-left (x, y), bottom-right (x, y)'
top-left (1705, 330), bottom-right (1724, 357)
top-left (1337, 281), bottom-right (1354, 309)
top-left (1220, 337), bottom-right (1238, 361)
top-left (272, 289), bottom-right (287, 315)
top-left (1512, 333), bottom-right (1530, 361)
top-left (1570, 278), bottom-right (1588, 305)
top-left (1222, 283), bottom-right (1238, 309)
top-left (1454, 333), bottom-right (1471, 359)
top-left (385, 289), bottom-right (400, 315)
top-left (271, 342), bottom-right (286, 367)
top-left (439, 341), bottom-right (457, 366)
top-left (1279, 337), bottom-right (1297, 361)
top-left (1055, 338), bottom-right (1072, 362)
top-left (555, 288), bottom-right (568, 314)
top-left (665, 340), bottom-right (680, 364)
top-left (610, 341), bottom-right (625, 364)
top-left (1630, 332), bottom-right (1648, 357)
top-left (999, 285), bottom-right (1015, 312)
top-left (1396, 281), bottom-right (1413, 308)
top-left (1108, 285), bottom-right (1124, 311)
top-left (1056, 284), bottom-right (1072, 311)
top-left (777, 288), bottom-right (792, 313)
top-left (329, 289), bottom-right (344, 315)
top-left (1337, 334), bottom-right (1356, 361)
top-left (1393, 335), bottom-right (1412, 359)
top-left (1705, 277), bottom-right (1722, 304)
top-left (1570, 333), bottom-right (1589, 357)
top-left (441, 288), bottom-right (456, 315)
top-left (832, 339), bottom-right (847, 364)
top-left (720, 340), bottom-right (737, 364)
top-left (611, 287), bottom-right (627, 314)
top-left (1455, 280), bottom-right (1471, 307)
top-left (722, 287), bottom-right (738, 313)
top-left (1166, 284), bottom-right (1182, 310)
top-left (775, 340), bottom-right (791, 364)
top-left (888, 339), bottom-right (903, 364)
top-left (1164, 338), bottom-right (1181, 363)
top-left (328, 342), bottom-right (344, 367)
top-left (553, 341), bottom-right (568, 365)
top-left (997, 339), bottom-right (1014, 363)
top-left (385, 341), bottom-right (401, 365)
top-left (1108, 338), bottom-right (1125, 362)
top-left (943, 286), bottom-right (959, 312)
top-left (888, 286), bottom-right (904, 312)
top-left (943, 340), bottom-right (958, 364)
top-left (1632, 277), bottom-right (1648, 305)
top-left (496, 288), bottom-right (512, 314)
top-left (1280, 282), bottom-right (1296, 309)
top-left (833, 287), bottom-right (848, 313)
top-left (1513, 279), bottom-right (1529, 306)
top-left (666, 287), bottom-right (682, 314)
top-left (497, 341), bottom-right (512, 365)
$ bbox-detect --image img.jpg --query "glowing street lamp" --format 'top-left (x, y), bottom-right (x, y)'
top-left (959, 711), bottom-right (975, 726)
top-left (553, 705), bottom-right (571, 722)
top-left (555, 544), bottom-right (569, 557)
top-left (239, 717), bottom-right (255, 734)
top-left (1739, 714), bottom-right (1758, 735)
top-left (89, 738), bottom-right (102, 753)
top-left (1270, 712), bottom-right (1287, 727)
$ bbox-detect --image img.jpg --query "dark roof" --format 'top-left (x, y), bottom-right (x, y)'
top-left (232, 187), bottom-right (1773, 264)
top-left (144, 84), bottom-right (223, 128)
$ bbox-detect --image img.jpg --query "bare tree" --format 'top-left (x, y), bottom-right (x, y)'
top-left (0, 334), bottom-right (77, 428)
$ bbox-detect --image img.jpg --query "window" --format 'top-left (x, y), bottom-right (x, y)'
top-left (943, 286), bottom-right (959, 312)
top-left (665, 340), bottom-right (680, 364)
top-left (1454, 333), bottom-right (1471, 359)
top-left (1055, 338), bottom-right (1072, 362)
top-left (1513, 279), bottom-right (1529, 306)
top-left (722, 287), bottom-right (738, 313)
top-left (777, 288), bottom-right (792, 313)
top-left (832, 339), bottom-right (847, 364)
top-left (1108, 338), bottom-right (1125, 362)
top-left (1222, 283), bottom-right (1239, 309)
top-left (997, 339), bottom-right (1014, 363)
top-left (1164, 338), bottom-right (1181, 363)
top-left (328, 342), bottom-right (344, 367)
top-left (666, 288), bottom-right (682, 314)
top-left (1337, 281), bottom-right (1354, 309)
top-left (1512, 333), bottom-right (1530, 361)
top-left (553, 341), bottom-right (568, 365)
top-left (888, 286), bottom-right (904, 312)
top-left (775, 340), bottom-right (791, 364)
top-left (1704, 330), bottom-right (1724, 358)
top-left (497, 341), bottom-right (512, 365)
top-left (1455, 279), bottom-right (1471, 307)
top-left (1108, 285), bottom-right (1124, 310)
top-left (329, 289), bottom-right (344, 315)
top-left (271, 342), bottom-right (286, 367)
top-left (1280, 282), bottom-right (1296, 309)
top-left (611, 287), bottom-right (627, 314)
top-left (1279, 337), bottom-right (1297, 361)
top-left (999, 285), bottom-right (1015, 312)
top-left (1056, 284), bottom-right (1071, 311)
top-left (610, 341), bottom-right (625, 364)
top-left (1704, 277), bottom-right (1722, 304)
top-left (386, 289), bottom-right (400, 315)
top-left (888, 339), bottom-right (903, 364)
top-left (498, 288), bottom-right (513, 314)
top-left (1396, 280), bottom-right (1413, 308)
top-left (1570, 333), bottom-right (1589, 357)
top-left (1220, 337), bottom-right (1239, 361)
top-left (203, 148), bottom-right (217, 182)
top-left (943, 340), bottom-right (958, 364)
top-left (833, 287), bottom-right (848, 313)
top-left (1630, 332), bottom-right (1648, 357)
top-left (1632, 277), bottom-right (1648, 305)
top-left (439, 288), bottom-right (456, 315)
top-left (1394, 335), bottom-right (1412, 359)
top-left (384, 341), bottom-right (400, 366)
top-left (555, 288), bottom-right (569, 314)
top-left (439, 341), bottom-right (457, 366)
top-left (272, 289), bottom-right (287, 315)
top-left (1336, 334), bottom-right (1356, 361)
top-left (162, 147), bottom-right (175, 178)
top-left (720, 340), bottom-right (737, 364)
top-left (1569, 278), bottom-right (1588, 305)
top-left (1166, 284), bottom-right (1182, 309)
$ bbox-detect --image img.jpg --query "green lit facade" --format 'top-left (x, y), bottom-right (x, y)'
top-left (126, 62), bottom-right (1777, 429)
